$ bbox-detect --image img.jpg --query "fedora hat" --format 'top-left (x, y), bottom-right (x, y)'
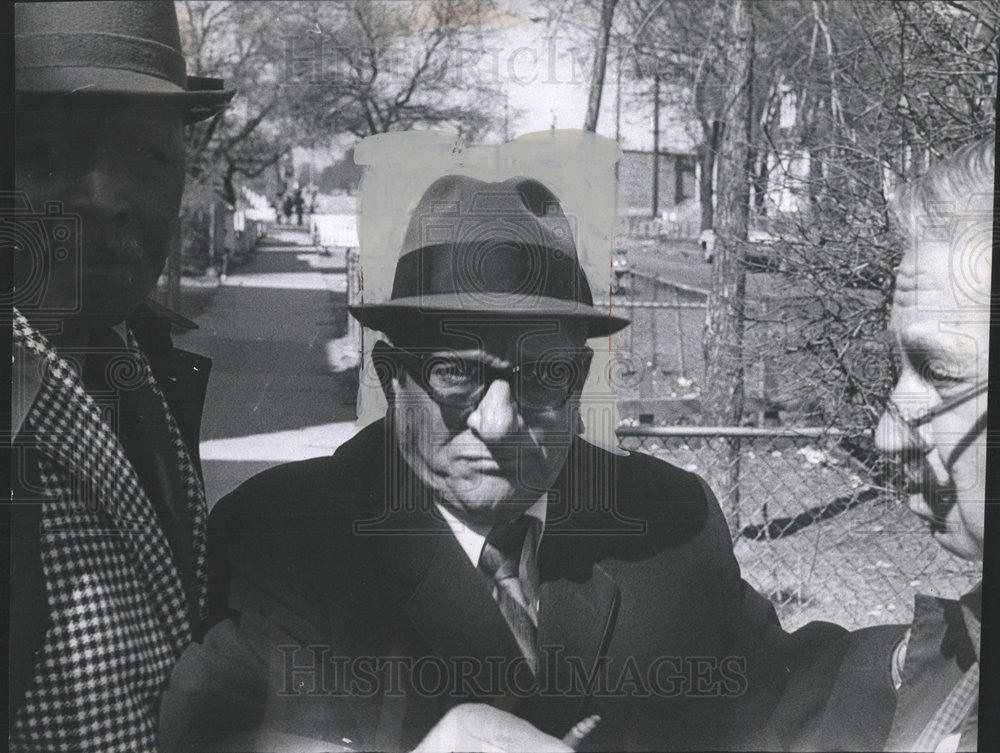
top-left (15, 1), bottom-right (234, 123)
top-left (349, 175), bottom-right (629, 339)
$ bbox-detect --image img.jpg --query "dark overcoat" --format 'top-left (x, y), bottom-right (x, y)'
top-left (160, 418), bottom-right (846, 752)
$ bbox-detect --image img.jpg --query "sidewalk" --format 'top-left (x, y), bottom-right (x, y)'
top-left (168, 224), bottom-right (362, 508)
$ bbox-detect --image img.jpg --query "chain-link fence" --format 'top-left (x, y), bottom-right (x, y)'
top-left (606, 273), bottom-right (707, 391)
top-left (615, 426), bottom-right (982, 631)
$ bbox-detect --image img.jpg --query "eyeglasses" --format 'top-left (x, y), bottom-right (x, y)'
top-left (883, 378), bottom-right (989, 494)
top-left (883, 377), bottom-right (990, 456)
top-left (377, 343), bottom-right (590, 410)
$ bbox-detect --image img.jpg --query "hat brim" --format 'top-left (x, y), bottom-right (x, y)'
top-left (16, 69), bottom-right (234, 123)
top-left (349, 295), bottom-right (630, 339)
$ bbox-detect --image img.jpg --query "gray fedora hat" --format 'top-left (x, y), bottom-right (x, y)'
top-left (15, 1), bottom-right (234, 123)
top-left (348, 174), bottom-right (630, 338)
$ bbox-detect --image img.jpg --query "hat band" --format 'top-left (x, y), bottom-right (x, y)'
top-left (391, 243), bottom-right (592, 306)
top-left (17, 32), bottom-right (187, 88)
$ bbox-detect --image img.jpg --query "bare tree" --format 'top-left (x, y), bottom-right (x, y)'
top-left (583, 0), bottom-right (620, 131)
top-left (285, 0), bottom-right (503, 140)
top-left (701, 0), bottom-right (755, 535)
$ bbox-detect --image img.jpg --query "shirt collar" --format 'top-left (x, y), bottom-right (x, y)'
top-left (436, 495), bottom-right (548, 569)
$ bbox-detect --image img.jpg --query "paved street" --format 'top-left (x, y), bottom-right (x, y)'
top-left (621, 237), bottom-right (774, 299)
top-left (170, 224), bottom-right (362, 508)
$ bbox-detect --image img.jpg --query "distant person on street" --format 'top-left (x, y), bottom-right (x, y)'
top-left (11, 2), bottom-right (233, 750)
top-left (766, 137), bottom-right (993, 752)
top-left (274, 191), bottom-right (285, 224)
top-left (294, 185), bottom-right (305, 226)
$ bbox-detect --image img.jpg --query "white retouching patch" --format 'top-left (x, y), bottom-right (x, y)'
top-left (351, 129), bottom-right (624, 445)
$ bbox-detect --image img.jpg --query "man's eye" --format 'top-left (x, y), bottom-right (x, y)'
top-left (429, 362), bottom-right (473, 385)
top-left (918, 355), bottom-right (963, 383)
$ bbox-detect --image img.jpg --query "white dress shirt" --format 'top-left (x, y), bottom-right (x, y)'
top-left (435, 495), bottom-right (547, 614)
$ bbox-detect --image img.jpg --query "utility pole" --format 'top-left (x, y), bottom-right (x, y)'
top-left (652, 73), bottom-right (660, 218)
top-left (614, 47), bottom-right (621, 182)
top-left (583, 0), bottom-right (619, 132)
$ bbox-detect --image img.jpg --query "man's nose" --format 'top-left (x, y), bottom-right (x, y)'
top-left (875, 374), bottom-right (934, 454)
top-left (467, 378), bottom-right (521, 440)
top-left (71, 157), bottom-right (130, 226)
top-left (874, 408), bottom-right (912, 455)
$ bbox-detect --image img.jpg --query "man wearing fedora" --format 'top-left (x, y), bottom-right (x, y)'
top-left (159, 174), bottom-right (835, 751)
top-left (11, 2), bottom-right (233, 751)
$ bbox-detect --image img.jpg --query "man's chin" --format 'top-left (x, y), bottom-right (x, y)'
top-left (446, 483), bottom-right (542, 525)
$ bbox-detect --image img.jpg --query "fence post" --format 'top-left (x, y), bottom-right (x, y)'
top-left (208, 200), bottom-right (217, 272)
top-left (651, 275), bottom-right (659, 372)
top-left (674, 286), bottom-right (686, 379)
top-left (346, 247), bottom-right (362, 360)
top-left (760, 296), bottom-right (771, 417)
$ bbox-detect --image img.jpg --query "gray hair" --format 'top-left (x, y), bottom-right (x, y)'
top-left (889, 138), bottom-right (995, 235)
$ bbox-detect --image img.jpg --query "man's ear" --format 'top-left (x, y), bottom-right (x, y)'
top-left (371, 341), bottom-right (400, 401)
top-left (576, 346), bottom-right (594, 391)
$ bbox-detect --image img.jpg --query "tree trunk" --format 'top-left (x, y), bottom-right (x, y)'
top-left (583, 0), bottom-right (619, 132)
top-left (702, 0), bottom-right (755, 537)
top-left (222, 164), bottom-right (238, 207)
top-left (697, 120), bottom-right (722, 232)
top-left (752, 143), bottom-right (769, 214)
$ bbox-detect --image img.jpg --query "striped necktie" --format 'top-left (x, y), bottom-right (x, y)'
top-left (480, 516), bottom-right (540, 675)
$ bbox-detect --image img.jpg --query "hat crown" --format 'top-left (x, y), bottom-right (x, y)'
top-left (390, 175), bottom-right (592, 311)
top-left (15, 1), bottom-right (233, 122)
top-left (17, 1), bottom-right (184, 51)
top-left (401, 175), bottom-right (577, 256)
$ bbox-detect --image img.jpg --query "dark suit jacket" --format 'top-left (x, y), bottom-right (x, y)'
top-left (763, 589), bottom-right (981, 752)
top-left (161, 419), bottom-right (843, 752)
top-left (761, 623), bottom-right (907, 751)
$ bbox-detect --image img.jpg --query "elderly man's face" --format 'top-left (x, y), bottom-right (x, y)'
top-left (875, 215), bottom-right (991, 560)
top-left (389, 321), bottom-right (591, 528)
top-left (14, 99), bottom-right (185, 326)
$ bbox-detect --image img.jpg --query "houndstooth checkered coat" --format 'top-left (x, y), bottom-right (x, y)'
top-left (11, 307), bottom-right (211, 753)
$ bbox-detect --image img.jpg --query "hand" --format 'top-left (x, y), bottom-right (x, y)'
top-left (412, 703), bottom-right (572, 753)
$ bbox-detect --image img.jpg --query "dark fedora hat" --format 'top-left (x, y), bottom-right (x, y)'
top-left (15, 1), bottom-right (234, 123)
top-left (348, 174), bottom-right (629, 339)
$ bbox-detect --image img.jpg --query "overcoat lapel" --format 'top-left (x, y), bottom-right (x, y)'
top-left (14, 310), bottom-right (199, 646)
top-left (360, 438), bottom-right (527, 747)
top-left (402, 530), bottom-right (525, 676)
top-left (365, 441), bottom-right (526, 688)
top-left (531, 555), bottom-right (620, 732)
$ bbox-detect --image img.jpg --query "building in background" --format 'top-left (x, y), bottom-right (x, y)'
top-left (618, 149), bottom-right (697, 217)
